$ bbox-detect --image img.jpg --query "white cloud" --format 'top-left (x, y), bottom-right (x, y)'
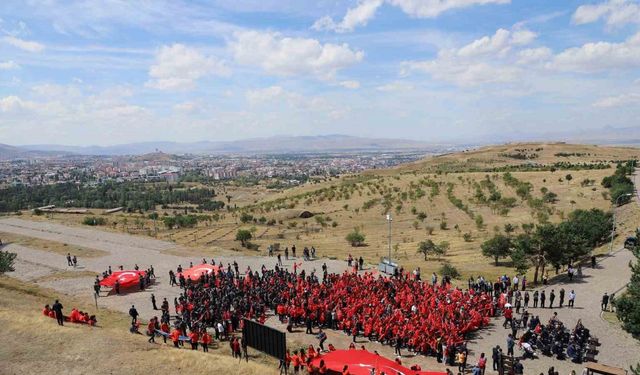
top-left (593, 92), bottom-right (640, 107)
top-left (402, 26), bottom-right (534, 86)
top-left (339, 80), bottom-right (361, 89)
top-left (573, 0), bottom-right (640, 28)
top-left (457, 28), bottom-right (536, 58)
top-left (230, 31), bottom-right (364, 78)
top-left (0, 60), bottom-right (20, 70)
top-left (388, 0), bottom-right (510, 18)
top-left (2, 35), bottom-right (44, 52)
top-left (313, 0), bottom-right (510, 33)
top-left (246, 86), bottom-right (285, 104)
top-left (312, 0), bottom-right (383, 33)
top-left (376, 81), bottom-right (415, 91)
top-left (0, 96), bottom-right (35, 112)
top-left (549, 31), bottom-right (640, 72)
top-left (517, 47), bottom-right (552, 65)
top-left (146, 44), bottom-right (230, 90)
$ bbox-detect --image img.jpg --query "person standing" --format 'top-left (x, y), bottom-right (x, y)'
top-left (568, 290), bottom-right (576, 308)
top-left (66, 253), bottom-right (73, 266)
top-left (559, 288), bottom-right (565, 308)
top-left (533, 290), bottom-right (539, 308)
top-left (549, 290), bottom-right (555, 309)
top-left (129, 305), bottom-right (139, 325)
top-left (201, 330), bottom-right (211, 352)
top-left (523, 291), bottom-right (530, 309)
top-left (114, 279), bottom-right (120, 295)
top-left (52, 299), bottom-right (64, 326)
top-left (507, 334), bottom-right (515, 357)
top-left (540, 290), bottom-right (546, 308)
top-left (601, 293), bottom-right (609, 311)
top-left (491, 346), bottom-right (500, 371)
top-left (151, 294), bottom-right (158, 310)
top-left (72, 255), bottom-right (78, 268)
top-left (317, 329), bottom-right (327, 351)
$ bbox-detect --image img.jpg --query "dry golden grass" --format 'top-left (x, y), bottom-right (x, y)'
top-left (0, 231), bottom-right (108, 258)
top-left (0, 276), bottom-right (278, 375)
top-left (33, 270), bottom-right (98, 283)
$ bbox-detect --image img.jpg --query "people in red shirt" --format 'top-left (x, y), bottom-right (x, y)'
top-left (201, 330), bottom-right (212, 352)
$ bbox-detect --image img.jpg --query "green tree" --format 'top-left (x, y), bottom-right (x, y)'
top-left (481, 234), bottom-right (512, 265)
top-left (614, 246), bottom-right (640, 337)
top-left (240, 212), bottom-right (254, 224)
top-left (346, 228), bottom-right (366, 247)
top-left (0, 250), bottom-right (17, 274)
top-left (235, 229), bottom-right (252, 247)
top-left (511, 247), bottom-right (530, 275)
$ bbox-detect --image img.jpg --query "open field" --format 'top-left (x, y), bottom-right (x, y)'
top-left (0, 231), bottom-right (109, 258)
top-left (12, 143), bottom-right (640, 283)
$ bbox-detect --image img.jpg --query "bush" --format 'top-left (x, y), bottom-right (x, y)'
top-left (346, 228), bottom-right (366, 247)
top-left (439, 221), bottom-right (448, 230)
top-left (0, 250), bottom-right (17, 274)
top-left (82, 216), bottom-right (107, 226)
top-left (439, 262), bottom-right (460, 279)
top-left (463, 232), bottom-right (473, 242)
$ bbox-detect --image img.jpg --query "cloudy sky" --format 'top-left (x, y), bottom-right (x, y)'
top-left (1, 0), bottom-right (639, 146)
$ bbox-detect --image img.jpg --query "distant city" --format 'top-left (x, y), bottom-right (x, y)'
top-left (0, 150), bottom-right (443, 188)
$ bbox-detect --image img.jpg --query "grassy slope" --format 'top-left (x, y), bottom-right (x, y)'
top-left (0, 276), bottom-right (277, 375)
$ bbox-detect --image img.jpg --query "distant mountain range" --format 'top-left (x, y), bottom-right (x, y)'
top-left (2, 135), bottom-right (448, 159)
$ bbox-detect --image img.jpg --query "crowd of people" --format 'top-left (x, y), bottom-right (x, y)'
top-left (154, 258), bottom-right (495, 365)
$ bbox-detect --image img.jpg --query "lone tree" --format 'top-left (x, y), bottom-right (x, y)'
top-left (235, 229), bottom-right (252, 247)
top-left (0, 250), bottom-right (17, 274)
top-left (346, 228), bottom-right (366, 247)
top-left (481, 234), bottom-right (512, 265)
top-left (417, 240), bottom-right (448, 260)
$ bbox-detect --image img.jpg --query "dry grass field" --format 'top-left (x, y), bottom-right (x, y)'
top-left (0, 231), bottom-right (108, 258)
top-left (0, 276), bottom-right (278, 375)
top-left (15, 142), bottom-right (640, 283)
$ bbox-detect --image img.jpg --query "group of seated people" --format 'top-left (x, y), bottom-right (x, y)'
top-left (42, 305), bottom-right (97, 326)
top-left (518, 314), bottom-right (594, 363)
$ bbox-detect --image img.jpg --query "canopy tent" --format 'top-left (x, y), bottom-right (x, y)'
top-left (179, 264), bottom-right (220, 282)
top-left (99, 270), bottom-right (146, 289)
top-left (311, 350), bottom-right (446, 375)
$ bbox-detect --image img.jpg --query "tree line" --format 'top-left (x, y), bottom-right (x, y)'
top-left (0, 182), bottom-right (225, 213)
top-left (480, 208), bottom-right (613, 284)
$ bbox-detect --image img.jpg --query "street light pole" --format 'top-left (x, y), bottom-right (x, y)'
top-left (386, 213), bottom-right (392, 263)
top-left (609, 193), bottom-right (633, 254)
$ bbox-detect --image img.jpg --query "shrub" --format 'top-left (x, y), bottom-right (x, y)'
top-left (0, 250), bottom-right (17, 274)
top-left (346, 228), bottom-right (366, 247)
top-left (235, 229), bottom-right (252, 247)
top-left (83, 216), bottom-right (107, 226)
top-left (439, 262), bottom-right (460, 279)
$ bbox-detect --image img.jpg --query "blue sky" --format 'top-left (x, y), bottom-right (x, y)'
top-left (1, 0), bottom-right (639, 146)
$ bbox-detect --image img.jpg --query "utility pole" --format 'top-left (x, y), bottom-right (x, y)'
top-left (386, 213), bottom-right (392, 262)
top-left (609, 193), bottom-right (633, 254)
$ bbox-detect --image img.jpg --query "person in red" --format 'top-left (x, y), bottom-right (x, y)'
top-left (147, 318), bottom-right (156, 343)
top-left (189, 330), bottom-right (199, 350)
top-left (342, 365), bottom-right (350, 375)
top-left (477, 352), bottom-right (487, 375)
top-left (291, 350), bottom-right (301, 374)
top-left (42, 305), bottom-right (51, 316)
top-left (160, 321), bottom-right (170, 344)
top-left (201, 330), bottom-right (211, 352)
top-left (231, 337), bottom-right (241, 360)
top-left (170, 328), bottom-right (182, 348)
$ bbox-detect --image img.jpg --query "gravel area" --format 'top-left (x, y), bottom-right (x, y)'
top-left (2, 217), bottom-right (639, 374)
